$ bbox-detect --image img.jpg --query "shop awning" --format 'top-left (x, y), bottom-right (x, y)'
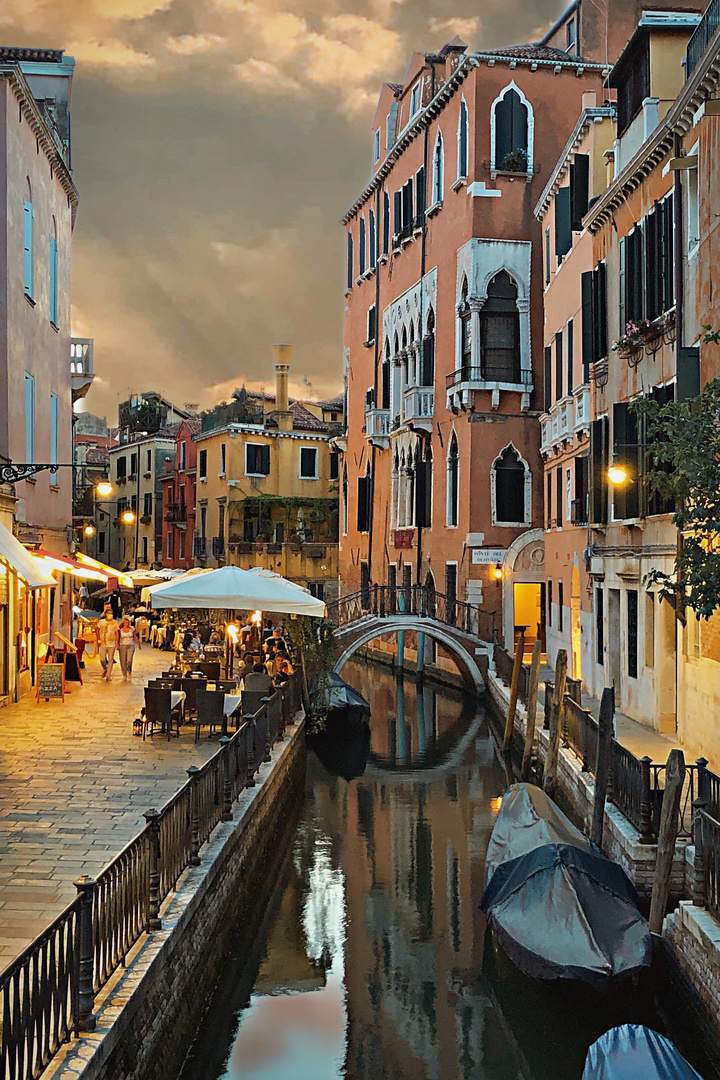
top-left (32, 550), bottom-right (108, 582)
top-left (0, 526), bottom-right (56, 589)
top-left (74, 554), bottom-right (133, 588)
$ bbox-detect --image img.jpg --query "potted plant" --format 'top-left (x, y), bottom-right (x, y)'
top-left (499, 148), bottom-right (529, 173)
top-left (140, 514), bottom-right (152, 525)
top-left (613, 320), bottom-right (652, 363)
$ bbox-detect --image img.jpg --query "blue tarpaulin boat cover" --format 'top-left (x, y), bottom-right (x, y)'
top-left (582, 1025), bottom-right (703, 1079)
top-left (479, 785), bottom-right (651, 988)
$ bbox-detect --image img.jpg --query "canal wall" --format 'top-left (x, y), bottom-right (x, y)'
top-left (661, 900), bottom-right (720, 1077)
top-left (485, 670), bottom-right (688, 900)
top-left (44, 715), bottom-right (307, 1080)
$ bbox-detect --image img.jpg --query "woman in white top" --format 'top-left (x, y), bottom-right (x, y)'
top-left (118, 617), bottom-right (141, 681)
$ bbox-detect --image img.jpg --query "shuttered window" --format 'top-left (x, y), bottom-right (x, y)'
top-left (359, 217), bottom-right (366, 275)
top-left (458, 99), bottom-right (468, 178)
top-left (556, 465), bottom-right (563, 526)
top-left (415, 451), bottom-right (432, 528)
top-left (626, 226), bottom-right (644, 326)
top-left (574, 455), bottom-right (589, 525)
top-left (367, 305), bottom-right (376, 344)
top-left (481, 272), bottom-right (521, 383)
top-left (548, 580), bottom-right (553, 628)
top-left (555, 186), bottom-right (572, 259)
top-left (394, 190), bottom-right (401, 240)
top-left (647, 383), bottom-right (675, 516)
top-left (589, 416), bottom-right (609, 524)
top-left (24, 200), bottom-right (34, 299)
top-left (494, 88), bottom-right (528, 168)
top-left (329, 452), bottom-right (339, 481)
top-left (24, 373), bottom-right (35, 463)
top-left (495, 447), bottom-right (526, 524)
top-left (544, 345), bottom-right (552, 412)
top-left (346, 232), bottom-right (353, 290)
top-left (381, 353), bottom-right (391, 409)
top-left (369, 209), bottom-right (376, 269)
top-left (627, 590), bottom-right (638, 678)
top-left (567, 318), bottom-right (575, 392)
top-left (596, 588), bottom-right (604, 665)
top-left (546, 469), bottom-right (552, 528)
top-left (50, 392), bottom-right (58, 471)
top-left (447, 435), bottom-right (459, 527)
top-left (415, 166), bottom-right (425, 224)
top-left (581, 270), bottom-right (594, 380)
top-left (383, 192), bottom-right (390, 255)
top-left (593, 262), bottom-right (608, 362)
top-left (555, 330), bottom-right (564, 401)
top-left (420, 333), bottom-right (435, 386)
top-left (570, 154), bottom-right (589, 231)
top-left (357, 473), bottom-right (372, 532)
top-left (612, 401), bottom-right (640, 520)
top-left (677, 347), bottom-right (700, 402)
top-left (246, 443), bottom-right (270, 476)
top-left (49, 236), bottom-right (58, 325)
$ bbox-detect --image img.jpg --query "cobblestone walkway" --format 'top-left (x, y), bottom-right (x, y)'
top-left (0, 647), bottom-right (219, 968)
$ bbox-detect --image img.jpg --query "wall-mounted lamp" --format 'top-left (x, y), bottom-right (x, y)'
top-left (96, 480), bottom-right (113, 497)
top-left (493, 564), bottom-right (503, 581)
top-left (607, 460), bottom-right (629, 486)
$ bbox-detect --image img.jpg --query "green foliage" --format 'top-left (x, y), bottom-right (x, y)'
top-left (229, 495), bottom-right (339, 541)
top-left (632, 359), bottom-right (720, 619)
top-left (499, 148), bottom-right (529, 173)
top-left (286, 614), bottom-right (337, 732)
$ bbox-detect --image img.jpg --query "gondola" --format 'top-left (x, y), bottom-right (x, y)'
top-left (479, 784), bottom-right (652, 990)
top-left (582, 1024), bottom-right (704, 1079)
top-left (311, 672), bottom-right (370, 726)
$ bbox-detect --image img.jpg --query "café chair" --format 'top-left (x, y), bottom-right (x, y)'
top-left (142, 687), bottom-right (182, 741)
top-left (195, 687), bottom-right (225, 742)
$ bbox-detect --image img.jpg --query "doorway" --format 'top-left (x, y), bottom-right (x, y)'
top-left (513, 582), bottom-right (541, 656)
top-left (608, 588), bottom-right (621, 693)
top-left (571, 564), bottom-right (582, 681)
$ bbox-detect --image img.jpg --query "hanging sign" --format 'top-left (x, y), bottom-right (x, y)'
top-left (471, 548), bottom-right (507, 565)
top-left (393, 530), bottom-right (414, 550)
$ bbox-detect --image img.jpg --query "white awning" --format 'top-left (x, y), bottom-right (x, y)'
top-left (0, 526), bottom-right (57, 589)
top-left (150, 564), bottom-right (326, 617)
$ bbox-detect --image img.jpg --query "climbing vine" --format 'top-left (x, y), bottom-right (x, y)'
top-left (286, 614), bottom-right (337, 731)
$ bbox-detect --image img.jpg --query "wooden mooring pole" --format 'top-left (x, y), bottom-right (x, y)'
top-left (542, 649), bottom-right (567, 796)
top-left (590, 687), bottom-right (615, 846)
top-left (649, 748), bottom-right (686, 935)
top-left (521, 639), bottom-right (542, 782)
top-left (503, 628), bottom-right (526, 752)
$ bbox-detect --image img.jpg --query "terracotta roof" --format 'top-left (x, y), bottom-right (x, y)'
top-left (75, 434), bottom-right (118, 449)
top-left (85, 449), bottom-right (109, 465)
top-left (0, 47), bottom-right (64, 64)
top-left (180, 417), bottom-right (202, 437)
top-left (290, 402), bottom-right (329, 432)
top-left (387, 83), bottom-right (404, 95)
top-left (484, 43), bottom-right (575, 61)
top-left (317, 394), bottom-right (344, 410)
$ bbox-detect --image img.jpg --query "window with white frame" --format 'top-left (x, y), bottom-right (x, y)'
top-left (299, 446), bottom-right (318, 479)
top-left (446, 432), bottom-right (459, 527)
top-left (491, 82), bottom-right (532, 174)
top-left (373, 128), bottom-right (381, 164)
top-left (359, 216), bottom-right (367, 275)
top-left (410, 83), bottom-right (420, 117)
top-left (49, 218), bottom-right (58, 326)
top-left (432, 131), bottom-right (444, 205)
top-left (220, 442), bottom-right (226, 476)
top-left (369, 208), bottom-right (377, 268)
top-left (492, 444), bottom-right (531, 526)
top-left (367, 304), bottom-right (377, 344)
top-left (179, 441), bottom-right (186, 470)
top-left (457, 98), bottom-right (468, 180)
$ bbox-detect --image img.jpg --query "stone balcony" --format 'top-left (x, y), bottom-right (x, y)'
top-left (541, 385), bottom-right (592, 457)
top-left (70, 338), bottom-right (94, 403)
top-left (365, 407), bottom-right (390, 449)
top-left (402, 386), bottom-right (434, 431)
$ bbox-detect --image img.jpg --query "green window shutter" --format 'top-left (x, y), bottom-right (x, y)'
top-left (260, 444), bottom-right (271, 475)
top-left (593, 263), bottom-right (608, 361)
top-left (555, 330), bottom-right (564, 401)
top-left (581, 271), bottom-right (594, 380)
top-left (570, 154), bottom-right (589, 231)
top-left (678, 347), bottom-right (700, 402)
top-left (589, 416), bottom-right (608, 524)
top-left (619, 237), bottom-right (627, 336)
top-left (544, 345), bottom-right (552, 411)
top-left (613, 402), bottom-right (628, 520)
top-left (555, 187), bottom-right (572, 259)
top-left (421, 334), bottom-right (434, 386)
top-left (662, 194), bottom-right (675, 312)
top-left (567, 319), bottom-right (574, 392)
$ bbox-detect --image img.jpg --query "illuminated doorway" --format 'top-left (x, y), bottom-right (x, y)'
top-left (571, 563), bottom-right (582, 681)
top-left (513, 582), bottom-right (542, 657)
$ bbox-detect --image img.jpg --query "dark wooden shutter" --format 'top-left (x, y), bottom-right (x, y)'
top-left (394, 191), bottom-right (401, 238)
top-left (627, 590), bottom-right (638, 678)
top-left (645, 207), bottom-right (660, 321)
top-left (556, 465), bottom-right (563, 525)
top-left (381, 359), bottom-right (391, 409)
top-left (496, 463), bottom-right (525, 524)
top-left (567, 319), bottom-right (574, 392)
top-left (662, 194), bottom-right (675, 312)
top-left (544, 345), bottom-right (552, 411)
top-left (495, 89), bottom-right (527, 165)
top-left (570, 154), bottom-right (589, 230)
top-left (260, 444), bottom-right (270, 475)
top-left (421, 334), bottom-right (434, 386)
top-left (415, 457), bottom-right (431, 528)
top-left (383, 192), bottom-right (390, 255)
top-left (555, 330), bottom-right (564, 401)
top-left (546, 470), bottom-right (552, 528)
top-left (581, 271), bottom-right (594, 379)
top-left (346, 232), bottom-right (353, 289)
top-left (589, 416), bottom-right (608, 524)
top-left (612, 402), bottom-right (639, 519)
top-left (415, 167), bottom-right (425, 224)
top-left (574, 454), bottom-right (589, 524)
top-left (678, 346), bottom-right (700, 401)
top-left (459, 101), bottom-right (468, 176)
top-left (555, 186), bottom-right (572, 259)
top-left (329, 452), bottom-right (339, 480)
top-left (359, 217), bottom-right (366, 274)
top-left (593, 262), bottom-right (608, 361)
top-left (357, 476), bottom-right (369, 532)
top-left (367, 305), bottom-right (376, 343)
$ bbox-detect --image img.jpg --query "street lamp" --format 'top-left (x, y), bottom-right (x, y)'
top-left (121, 509), bottom-right (136, 525)
top-left (84, 524), bottom-right (95, 537)
top-left (96, 479), bottom-right (113, 497)
top-left (607, 461), bottom-right (629, 486)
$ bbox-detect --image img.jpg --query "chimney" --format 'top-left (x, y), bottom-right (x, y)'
top-left (272, 342), bottom-right (293, 430)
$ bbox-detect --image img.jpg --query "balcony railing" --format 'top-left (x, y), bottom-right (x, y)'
top-left (365, 407), bottom-right (390, 440)
top-left (446, 365), bottom-right (531, 390)
top-left (687, 0), bottom-right (720, 77)
top-left (70, 338), bottom-right (94, 402)
top-left (165, 503), bottom-right (187, 523)
top-left (403, 386), bottom-right (434, 423)
top-left (194, 536), bottom-right (207, 557)
top-left (212, 536), bottom-right (225, 557)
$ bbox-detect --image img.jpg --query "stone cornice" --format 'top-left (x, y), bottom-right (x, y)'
top-left (0, 64), bottom-right (79, 224)
top-left (341, 52), bottom-right (609, 225)
top-left (584, 38), bottom-right (720, 233)
top-left (534, 106), bottom-right (616, 221)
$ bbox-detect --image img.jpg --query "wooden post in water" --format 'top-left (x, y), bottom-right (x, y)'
top-left (649, 749), bottom-right (686, 934)
top-left (503, 628), bottom-right (526, 752)
top-left (542, 649), bottom-right (567, 796)
top-left (521, 639), bottom-right (542, 782)
top-left (590, 687), bottom-right (615, 846)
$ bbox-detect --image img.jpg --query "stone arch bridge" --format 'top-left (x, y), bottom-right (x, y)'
top-left (326, 585), bottom-right (496, 692)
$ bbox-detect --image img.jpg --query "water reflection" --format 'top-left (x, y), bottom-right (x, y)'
top-left (182, 662), bottom-right (578, 1080)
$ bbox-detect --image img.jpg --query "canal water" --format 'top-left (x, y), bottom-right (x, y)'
top-left (179, 657), bottom-right (706, 1080)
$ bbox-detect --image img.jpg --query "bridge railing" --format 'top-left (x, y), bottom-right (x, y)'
top-left (327, 585), bottom-right (496, 642)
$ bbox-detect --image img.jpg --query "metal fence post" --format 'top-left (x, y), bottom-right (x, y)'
top-left (639, 756), bottom-right (655, 845)
top-left (261, 699), bottom-right (272, 761)
top-left (697, 757), bottom-right (709, 804)
top-left (692, 799), bottom-right (707, 908)
top-left (73, 875), bottom-right (96, 1032)
top-left (219, 736), bottom-right (233, 822)
top-left (187, 766), bottom-right (201, 867)
top-left (245, 717), bottom-right (256, 787)
top-left (143, 808), bottom-right (162, 931)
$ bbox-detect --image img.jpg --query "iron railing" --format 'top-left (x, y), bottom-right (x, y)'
top-left (193, 536), bottom-right (207, 557)
top-left (493, 644), bottom-right (528, 704)
top-left (446, 365), bottom-right (532, 390)
top-left (694, 807), bottom-right (720, 920)
top-left (0, 676), bottom-right (301, 1077)
top-left (327, 584), bottom-right (497, 643)
top-left (562, 697), bottom-right (598, 773)
top-left (0, 896), bottom-right (81, 1079)
top-left (686, 0), bottom-right (720, 77)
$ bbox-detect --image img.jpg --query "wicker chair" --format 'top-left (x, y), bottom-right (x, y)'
top-left (142, 687), bottom-right (182, 741)
top-left (195, 688), bottom-right (225, 742)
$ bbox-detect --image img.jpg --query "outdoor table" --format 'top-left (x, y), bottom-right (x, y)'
top-left (221, 693), bottom-right (243, 737)
top-left (171, 689), bottom-right (185, 719)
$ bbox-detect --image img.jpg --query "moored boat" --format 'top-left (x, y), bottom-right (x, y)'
top-left (479, 784), bottom-right (651, 990)
top-left (582, 1024), bottom-right (704, 1079)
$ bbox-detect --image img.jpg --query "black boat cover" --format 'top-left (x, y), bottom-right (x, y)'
top-left (582, 1025), bottom-right (703, 1079)
top-left (311, 673), bottom-right (370, 713)
top-left (479, 785), bottom-right (651, 988)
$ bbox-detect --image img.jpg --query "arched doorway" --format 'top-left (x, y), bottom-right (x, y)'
top-left (571, 562), bottom-right (582, 681)
top-left (502, 529), bottom-right (545, 656)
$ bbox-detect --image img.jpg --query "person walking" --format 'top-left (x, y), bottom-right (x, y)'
top-left (118, 617), bottom-right (141, 681)
top-left (98, 608), bottom-right (120, 681)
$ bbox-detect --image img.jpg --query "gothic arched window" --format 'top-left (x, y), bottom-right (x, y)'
top-left (481, 271), bottom-right (521, 383)
top-left (493, 445), bottom-right (528, 525)
top-left (492, 85), bottom-right (530, 173)
top-left (447, 433), bottom-right (459, 527)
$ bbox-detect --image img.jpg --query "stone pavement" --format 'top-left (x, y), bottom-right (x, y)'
top-left (0, 645), bottom-right (220, 969)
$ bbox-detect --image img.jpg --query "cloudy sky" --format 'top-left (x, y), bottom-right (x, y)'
top-left (3, 0), bottom-right (566, 421)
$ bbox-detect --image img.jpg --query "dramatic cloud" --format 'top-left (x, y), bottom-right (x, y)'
top-left (1, 0), bottom-right (568, 421)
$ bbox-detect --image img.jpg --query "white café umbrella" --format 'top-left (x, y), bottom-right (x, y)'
top-left (140, 567), bottom-right (209, 604)
top-left (149, 563), bottom-right (326, 617)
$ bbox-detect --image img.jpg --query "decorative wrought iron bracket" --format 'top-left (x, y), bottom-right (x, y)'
top-left (0, 463), bottom-right (77, 483)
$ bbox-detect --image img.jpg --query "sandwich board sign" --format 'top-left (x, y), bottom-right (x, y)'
top-left (37, 662), bottom-right (65, 702)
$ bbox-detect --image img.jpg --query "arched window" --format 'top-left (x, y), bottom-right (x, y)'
top-left (421, 308), bottom-right (435, 386)
top-left (481, 271), bottom-right (521, 383)
top-left (342, 463), bottom-right (348, 535)
top-left (357, 464), bottom-right (372, 532)
top-left (457, 98), bottom-right (468, 180)
top-left (432, 130), bottom-right (444, 205)
top-left (381, 341), bottom-right (391, 409)
top-left (459, 278), bottom-right (472, 379)
top-left (493, 445), bottom-right (529, 525)
top-left (49, 216), bottom-right (58, 326)
top-left (24, 178), bottom-right (33, 300)
top-left (415, 444), bottom-right (432, 527)
top-left (492, 84), bottom-right (531, 174)
top-left (447, 433), bottom-right (459, 527)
